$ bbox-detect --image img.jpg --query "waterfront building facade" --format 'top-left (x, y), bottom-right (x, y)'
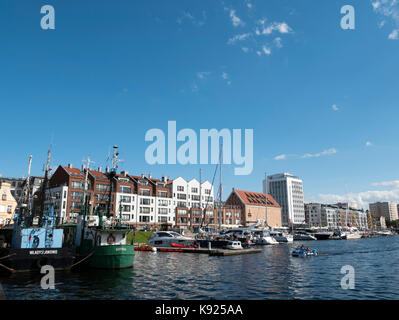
top-left (263, 173), bottom-right (306, 227)
top-left (305, 203), bottom-right (368, 229)
top-left (224, 189), bottom-right (282, 228)
top-left (0, 181), bottom-right (18, 226)
top-left (35, 165), bottom-right (216, 230)
top-left (369, 202), bottom-right (399, 222)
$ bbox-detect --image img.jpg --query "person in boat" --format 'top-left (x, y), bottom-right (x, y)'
top-left (306, 248), bottom-right (311, 253)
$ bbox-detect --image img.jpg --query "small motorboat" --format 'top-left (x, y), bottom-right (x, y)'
top-left (292, 246), bottom-right (318, 257)
top-left (226, 241), bottom-right (243, 250)
top-left (170, 242), bottom-right (199, 249)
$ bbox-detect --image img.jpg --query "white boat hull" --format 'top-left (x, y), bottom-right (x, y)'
top-left (257, 236), bottom-right (279, 245)
top-left (274, 235), bottom-right (294, 243)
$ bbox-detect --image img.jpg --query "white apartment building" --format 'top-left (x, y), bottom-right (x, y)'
top-left (171, 177), bottom-right (214, 210)
top-left (263, 173), bottom-right (305, 226)
top-left (115, 175), bottom-right (175, 227)
top-left (369, 202), bottom-right (399, 221)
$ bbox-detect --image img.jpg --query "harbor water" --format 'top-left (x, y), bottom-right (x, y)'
top-left (1, 236), bottom-right (398, 300)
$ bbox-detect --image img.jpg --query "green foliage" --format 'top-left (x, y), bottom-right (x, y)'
top-left (126, 230), bottom-right (153, 244)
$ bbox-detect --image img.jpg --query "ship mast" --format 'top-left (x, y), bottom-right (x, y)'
top-left (106, 146), bottom-right (123, 218)
top-left (82, 156), bottom-right (93, 216)
top-left (218, 143), bottom-right (223, 230)
top-left (265, 172), bottom-right (268, 228)
top-left (19, 155), bottom-right (33, 224)
top-left (39, 147), bottom-right (52, 223)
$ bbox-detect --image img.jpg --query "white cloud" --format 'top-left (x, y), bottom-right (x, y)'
top-left (301, 148), bottom-right (337, 159)
top-left (191, 82), bottom-right (199, 92)
top-left (228, 9), bottom-right (245, 27)
top-left (274, 37), bottom-right (283, 48)
top-left (318, 187), bottom-right (399, 209)
top-left (177, 11), bottom-right (207, 26)
top-left (371, 180), bottom-right (399, 188)
top-left (366, 141), bottom-right (373, 147)
top-left (371, 0), bottom-right (399, 39)
top-left (256, 22), bottom-right (293, 36)
top-left (388, 28), bottom-right (399, 39)
top-left (262, 45), bottom-right (271, 55)
top-left (332, 104), bottom-right (339, 111)
top-left (242, 47), bottom-right (249, 53)
top-left (197, 72), bottom-right (211, 79)
top-left (221, 72), bottom-right (229, 80)
top-left (274, 154), bottom-right (287, 160)
top-left (227, 33), bottom-right (251, 44)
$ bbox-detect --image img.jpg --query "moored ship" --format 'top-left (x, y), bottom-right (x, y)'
top-left (0, 151), bottom-right (75, 274)
top-left (73, 147), bottom-right (135, 270)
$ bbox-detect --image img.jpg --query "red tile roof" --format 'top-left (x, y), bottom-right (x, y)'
top-left (234, 189), bottom-right (280, 208)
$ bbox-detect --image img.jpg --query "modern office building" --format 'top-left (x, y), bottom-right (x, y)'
top-left (369, 202), bottom-right (398, 222)
top-left (263, 173), bottom-right (305, 226)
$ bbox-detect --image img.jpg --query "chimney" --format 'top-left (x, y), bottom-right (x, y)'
top-left (121, 171), bottom-right (128, 177)
top-left (141, 173), bottom-right (145, 178)
top-left (105, 166), bottom-right (110, 173)
top-left (162, 176), bottom-right (167, 183)
top-left (98, 167), bottom-right (102, 172)
top-left (67, 163), bottom-right (73, 169)
top-left (82, 164), bottom-right (86, 171)
top-left (148, 173), bottom-right (152, 179)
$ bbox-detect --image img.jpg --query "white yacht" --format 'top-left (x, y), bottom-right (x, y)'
top-left (270, 231), bottom-right (294, 243)
top-left (345, 228), bottom-right (362, 240)
top-left (254, 231), bottom-right (279, 245)
top-left (147, 231), bottom-right (194, 247)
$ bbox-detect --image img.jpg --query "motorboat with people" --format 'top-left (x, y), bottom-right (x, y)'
top-left (269, 230), bottom-right (293, 243)
top-left (147, 231), bottom-right (194, 247)
top-left (292, 245), bottom-right (318, 257)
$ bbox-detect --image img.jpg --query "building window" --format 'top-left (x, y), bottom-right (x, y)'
top-left (140, 189), bottom-right (150, 196)
top-left (158, 191), bottom-right (168, 198)
top-left (177, 186), bottom-right (184, 192)
top-left (139, 207), bottom-right (150, 214)
top-left (139, 216), bottom-right (150, 223)
top-left (120, 186), bottom-right (131, 194)
top-left (120, 195), bottom-right (131, 203)
top-left (72, 181), bottom-right (84, 189)
top-left (96, 184), bottom-right (109, 192)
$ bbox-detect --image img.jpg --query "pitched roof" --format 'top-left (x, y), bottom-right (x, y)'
top-left (63, 166), bottom-right (84, 178)
top-left (234, 189), bottom-right (280, 208)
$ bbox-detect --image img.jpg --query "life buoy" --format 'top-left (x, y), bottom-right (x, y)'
top-left (107, 233), bottom-right (116, 245)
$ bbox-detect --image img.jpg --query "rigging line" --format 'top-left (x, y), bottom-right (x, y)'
top-left (201, 162), bottom-right (219, 228)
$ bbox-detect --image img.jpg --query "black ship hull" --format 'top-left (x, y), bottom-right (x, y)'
top-left (0, 247), bottom-right (75, 274)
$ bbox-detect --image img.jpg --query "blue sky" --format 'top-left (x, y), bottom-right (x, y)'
top-left (0, 0), bottom-right (398, 209)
